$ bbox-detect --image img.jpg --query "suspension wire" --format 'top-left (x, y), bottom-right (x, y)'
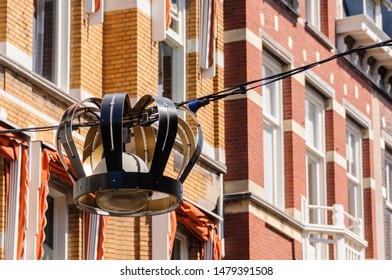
top-left (1, 39), bottom-right (392, 135)
top-left (176, 38), bottom-right (392, 105)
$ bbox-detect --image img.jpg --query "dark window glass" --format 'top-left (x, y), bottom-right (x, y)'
top-left (382, 4), bottom-right (392, 37)
top-left (343, 0), bottom-right (364, 17)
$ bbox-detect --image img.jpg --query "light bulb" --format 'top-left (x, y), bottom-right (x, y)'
top-left (95, 189), bottom-right (149, 214)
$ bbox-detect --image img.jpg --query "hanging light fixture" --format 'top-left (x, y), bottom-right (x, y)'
top-left (56, 93), bottom-right (202, 217)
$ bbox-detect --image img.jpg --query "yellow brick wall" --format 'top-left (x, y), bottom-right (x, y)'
top-left (0, 0), bottom-right (33, 55)
top-left (103, 9), bottom-right (159, 98)
top-left (70, 0), bottom-right (103, 97)
top-left (0, 68), bottom-right (74, 145)
top-left (186, 0), bottom-right (225, 152)
top-left (104, 216), bottom-right (151, 260)
top-left (0, 1), bottom-right (6, 43)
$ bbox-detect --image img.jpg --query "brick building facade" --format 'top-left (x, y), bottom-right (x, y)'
top-left (224, 0), bottom-right (392, 260)
top-left (1, 0), bottom-right (392, 261)
top-left (0, 0), bottom-right (225, 260)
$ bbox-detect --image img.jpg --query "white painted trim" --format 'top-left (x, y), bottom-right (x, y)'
top-left (0, 232), bottom-right (4, 250)
top-left (202, 141), bottom-right (215, 160)
top-left (248, 204), bottom-right (303, 242)
top-left (363, 177), bottom-right (376, 190)
top-left (283, 119), bottom-right (306, 140)
top-left (5, 148), bottom-right (22, 259)
top-left (105, 0), bottom-right (150, 16)
top-left (326, 99), bottom-right (346, 118)
top-left (293, 72), bottom-right (305, 86)
top-left (224, 28), bottom-right (262, 51)
top-left (186, 39), bottom-right (198, 53)
top-left (326, 151), bottom-right (347, 170)
top-left (260, 30), bottom-right (294, 65)
top-left (224, 180), bottom-right (264, 199)
top-left (87, 0), bottom-right (105, 25)
top-left (152, 213), bottom-right (170, 260)
top-left (362, 128), bottom-right (374, 140)
top-left (0, 42), bottom-right (33, 70)
top-left (224, 89), bottom-right (262, 109)
top-left (305, 70), bottom-right (335, 99)
top-left (85, 213), bottom-right (99, 260)
top-left (343, 98), bottom-right (371, 128)
top-left (202, 140), bottom-right (225, 164)
top-left (381, 137), bottom-right (385, 150)
top-left (217, 50), bottom-right (224, 68)
top-left (69, 88), bottom-right (95, 101)
top-left (53, 195), bottom-right (68, 260)
top-left (215, 147), bottom-right (226, 164)
top-left (25, 142), bottom-right (42, 260)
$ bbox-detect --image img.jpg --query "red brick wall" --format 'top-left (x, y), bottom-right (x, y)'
top-left (224, 211), bottom-right (300, 259)
top-left (224, 212), bottom-right (251, 259)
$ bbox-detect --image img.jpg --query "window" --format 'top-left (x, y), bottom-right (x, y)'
top-left (262, 53), bottom-right (284, 209)
top-left (386, 152), bottom-right (392, 207)
top-left (304, 89), bottom-right (328, 260)
top-left (33, 0), bottom-right (70, 91)
top-left (41, 184), bottom-right (68, 260)
top-left (171, 230), bottom-right (188, 260)
top-left (281, 0), bottom-right (300, 13)
top-left (343, 0), bottom-right (392, 38)
top-left (386, 151), bottom-right (392, 258)
top-left (306, 0), bottom-right (320, 30)
top-left (158, 0), bottom-right (186, 104)
top-left (381, 4), bottom-right (392, 37)
top-left (305, 90), bottom-right (326, 225)
top-left (346, 120), bottom-right (363, 227)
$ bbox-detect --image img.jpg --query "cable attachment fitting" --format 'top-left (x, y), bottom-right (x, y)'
top-left (188, 98), bottom-right (210, 113)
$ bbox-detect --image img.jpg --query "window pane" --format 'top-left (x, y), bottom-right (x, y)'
top-left (171, 238), bottom-right (182, 260)
top-left (305, 99), bottom-right (316, 148)
top-left (263, 122), bottom-right (275, 204)
top-left (262, 66), bottom-right (277, 118)
top-left (33, 0), bottom-right (57, 83)
top-left (346, 129), bottom-right (359, 179)
top-left (366, 0), bottom-right (376, 21)
top-left (307, 157), bottom-right (319, 224)
top-left (348, 181), bottom-right (357, 218)
top-left (387, 160), bottom-right (392, 204)
top-left (382, 4), bottom-right (392, 38)
top-left (350, 131), bottom-right (358, 177)
top-left (158, 42), bottom-right (173, 99)
top-left (306, 0), bottom-right (320, 29)
top-left (343, 0), bottom-right (364, 17)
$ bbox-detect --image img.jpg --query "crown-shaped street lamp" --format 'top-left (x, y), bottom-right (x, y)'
top-left (56, 93), bottom-right (202, 217)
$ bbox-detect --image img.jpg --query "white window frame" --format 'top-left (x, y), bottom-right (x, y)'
top-left (4, 153), bottom-right (22, 260)
top-left (341, 0), bottom-right (387, 27)
top-left (346, 120), bottom-right (364, 223)
top-left (304, 89), bottom-right (328, 260)
top-left (386, 152), bottom-right (392, 208)
top-left (158, 0), bottom-right (186, 104)
top-left (386, 151), bottom-right (392, 258)
top-left (26, 142), bottom-right (68, 260)
top-left (33, 0), bottom-right (70, 92)
top-left (306, 0), bottom-right (321, 30)
top-left (305, 89), bottom-right (326, 225)
top-left (171, 230), bottom-right (188, 260)
top-left (42, 183), bottom-right (68, 260)
top-left (262, 53), bottom-right (284, 209)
